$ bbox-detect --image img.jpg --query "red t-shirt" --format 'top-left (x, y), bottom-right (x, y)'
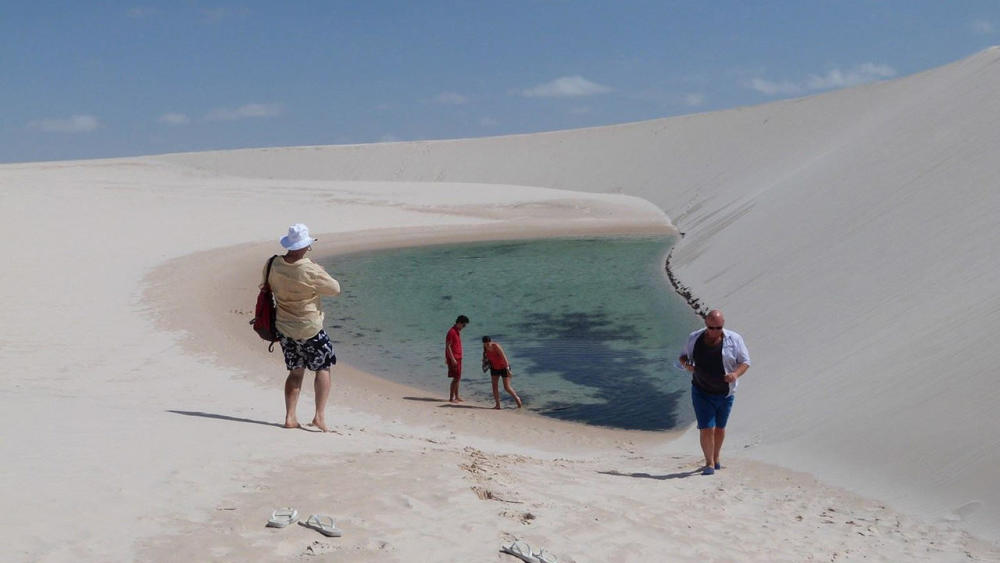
top-left (446, 326), bottom-right (463, 361)
top-left (484, 344), bottom-right (508, 369)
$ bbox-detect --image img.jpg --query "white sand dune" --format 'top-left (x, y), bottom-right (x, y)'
top-left (160, 47), bottom-right (1000, 536)
top-left (2, 47), bottom-right (1000, 561)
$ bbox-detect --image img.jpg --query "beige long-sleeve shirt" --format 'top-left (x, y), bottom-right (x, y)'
top-left (262, 256), bottom-right (341, 340)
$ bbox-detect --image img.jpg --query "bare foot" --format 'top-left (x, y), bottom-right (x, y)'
top-left (455, 397), bottom-right (464, 402)
top-left (310, 418), bottom-right (329, 432)
top-left (493, 405), bottom-right (502, 410)
top-left (284, 421), bottom-right (301, 429)
top-left (449, 398), bottom-right (458, 403)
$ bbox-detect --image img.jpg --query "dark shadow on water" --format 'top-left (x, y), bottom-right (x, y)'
top-left (402, 396), bottom-right (445, 402)
top-left (598, 469), bottom-right (701, 480)
top-left (512, 311), bottom-right (691, 431)
top-left (167, 410), bottom-right (285, 428)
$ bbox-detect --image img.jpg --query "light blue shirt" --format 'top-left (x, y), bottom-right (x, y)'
top-left (683, 328), bottom-right (751, 396)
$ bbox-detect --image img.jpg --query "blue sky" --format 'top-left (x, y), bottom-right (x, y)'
top-left (3, 1), bottom-right (999, 164)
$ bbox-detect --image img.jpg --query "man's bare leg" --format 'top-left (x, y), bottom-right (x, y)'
top-left (699, 428), bottom-right (716, 468)
top-left (491, 376), bottom-right (502, 409)
top-left (503, 379), bottom-right (523, 408)
top-left (713, 427), bottom-right (726, 468)
top-left (284, 368), bottom-right (306, 428)
top-left (450, 378), bottom-right (463, 402)
top-left (310, 368), bottom-right (331, 432)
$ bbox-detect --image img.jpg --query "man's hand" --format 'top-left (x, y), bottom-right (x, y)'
top-left (724, 372), bottom-right (738, 383)
top-left (679, 355), bottom-right (695, 373)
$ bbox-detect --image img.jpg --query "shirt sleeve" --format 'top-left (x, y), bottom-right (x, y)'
top-left (305, 263), bottom-right (341, 296)
top-left (446, 330), bottom-right (456, 357)
top-left (733, 333), bottom-right (751, 366)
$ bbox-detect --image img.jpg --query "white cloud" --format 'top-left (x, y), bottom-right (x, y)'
top-left (804, 63), bottom-right (896, 90)
top-left (28, 114), bottom-right (100, 133)
top-left (972, 19), bottom-right (995, 34)
top-left (750, 78), bottom-right (803, 96)
top-left (751, 63), bottom-right (896, 96)
top-left (158, 112), bottom-right (190, 126)
top-left (206, 103), bottom-right (283, 121)
top-left (432, 92), bottom-right (468, 105)
top-left (128, 7), bottom-right (158, 18)
top-left (683, 93), bottom-right (706, 107)
top-left (520, 76), bottom-right (613, 98)
top-left (199, 7), bottom-right (248, 23)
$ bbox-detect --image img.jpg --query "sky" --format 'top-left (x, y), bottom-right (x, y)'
top-left (3, 1), bottom-right (999, 164)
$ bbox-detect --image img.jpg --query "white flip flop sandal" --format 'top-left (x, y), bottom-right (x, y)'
top-left (266, 507), bottom-right (298, 528)
top-left (534, 548), bottom-right (559, 563)
top-left (299, 514), bottom-right (343, 537)
top-left (500, 540), bottom-right (540, 563)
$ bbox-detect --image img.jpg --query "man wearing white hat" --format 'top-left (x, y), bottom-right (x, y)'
top-left (263, 223), bottom-right (341, 431)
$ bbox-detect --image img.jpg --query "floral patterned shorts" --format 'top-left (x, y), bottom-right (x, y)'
top-left (277, 330), bottom-right (337, 372)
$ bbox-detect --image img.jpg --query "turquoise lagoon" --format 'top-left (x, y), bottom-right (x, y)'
top-left (319, 236), bottom-right (702, 430)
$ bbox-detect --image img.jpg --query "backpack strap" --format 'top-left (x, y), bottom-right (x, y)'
top-left (263, 254), bottom-right (277, 289)
top-left (265, 255), bottom-right (278, 353)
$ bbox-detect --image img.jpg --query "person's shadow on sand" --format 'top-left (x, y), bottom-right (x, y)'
top-left (402, 396), bottom-right (493, 409)
top-left (166, 410), bottom-right (323, 430)
top-left (598, 469), bottom-right (701, 480)
top-left (437, 403), bottom-right (492, 410)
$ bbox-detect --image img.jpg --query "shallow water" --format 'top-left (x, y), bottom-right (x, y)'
top-left (319, 236), bottom-right (701, 430)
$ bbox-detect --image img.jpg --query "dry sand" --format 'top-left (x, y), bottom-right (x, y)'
top-left (3, 47), bottom-right (1000, 561)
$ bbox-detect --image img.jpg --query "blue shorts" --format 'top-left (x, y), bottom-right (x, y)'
top-left (691, 384), bottom-right (735, 429)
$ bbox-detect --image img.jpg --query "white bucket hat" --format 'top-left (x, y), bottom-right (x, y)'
top-left (280, 223), bottom-right (315, 250)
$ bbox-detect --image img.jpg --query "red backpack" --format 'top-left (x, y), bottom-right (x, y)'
top-left (251, 255), bottom-right (279, 351)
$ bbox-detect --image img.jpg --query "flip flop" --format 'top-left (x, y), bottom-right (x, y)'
top-left (266, 507), bottom-right (298, 528)
top-left (500, 540), bottom-right (540, 563)
top-left (299, 514), bottom-right (343, 537)
top-left (534, 548), bottom-right (559, 563)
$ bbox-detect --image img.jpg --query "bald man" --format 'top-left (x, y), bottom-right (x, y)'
top-left (678, 309), bottom-right (751, 475)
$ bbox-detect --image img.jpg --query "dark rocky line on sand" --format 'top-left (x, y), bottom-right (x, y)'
top-left (664, 243), bottom-right (708, 318)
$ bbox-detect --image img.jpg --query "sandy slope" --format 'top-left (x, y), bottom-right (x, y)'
top-left (159, 45), bottom-right (1000, 540)
top-left (1, 47), bottom-right (1000, 561)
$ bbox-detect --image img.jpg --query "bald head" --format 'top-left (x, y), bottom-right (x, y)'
top-left (704, 309), bottom-right (725, 331)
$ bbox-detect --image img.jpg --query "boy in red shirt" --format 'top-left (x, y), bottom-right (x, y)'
top-left (445, 315), bottom-right (469, 402)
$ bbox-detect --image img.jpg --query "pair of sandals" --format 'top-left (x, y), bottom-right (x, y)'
top-left (501, 540), bottom-right (558, 563)
top-left (266, 508), bottom-right (343, 537)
